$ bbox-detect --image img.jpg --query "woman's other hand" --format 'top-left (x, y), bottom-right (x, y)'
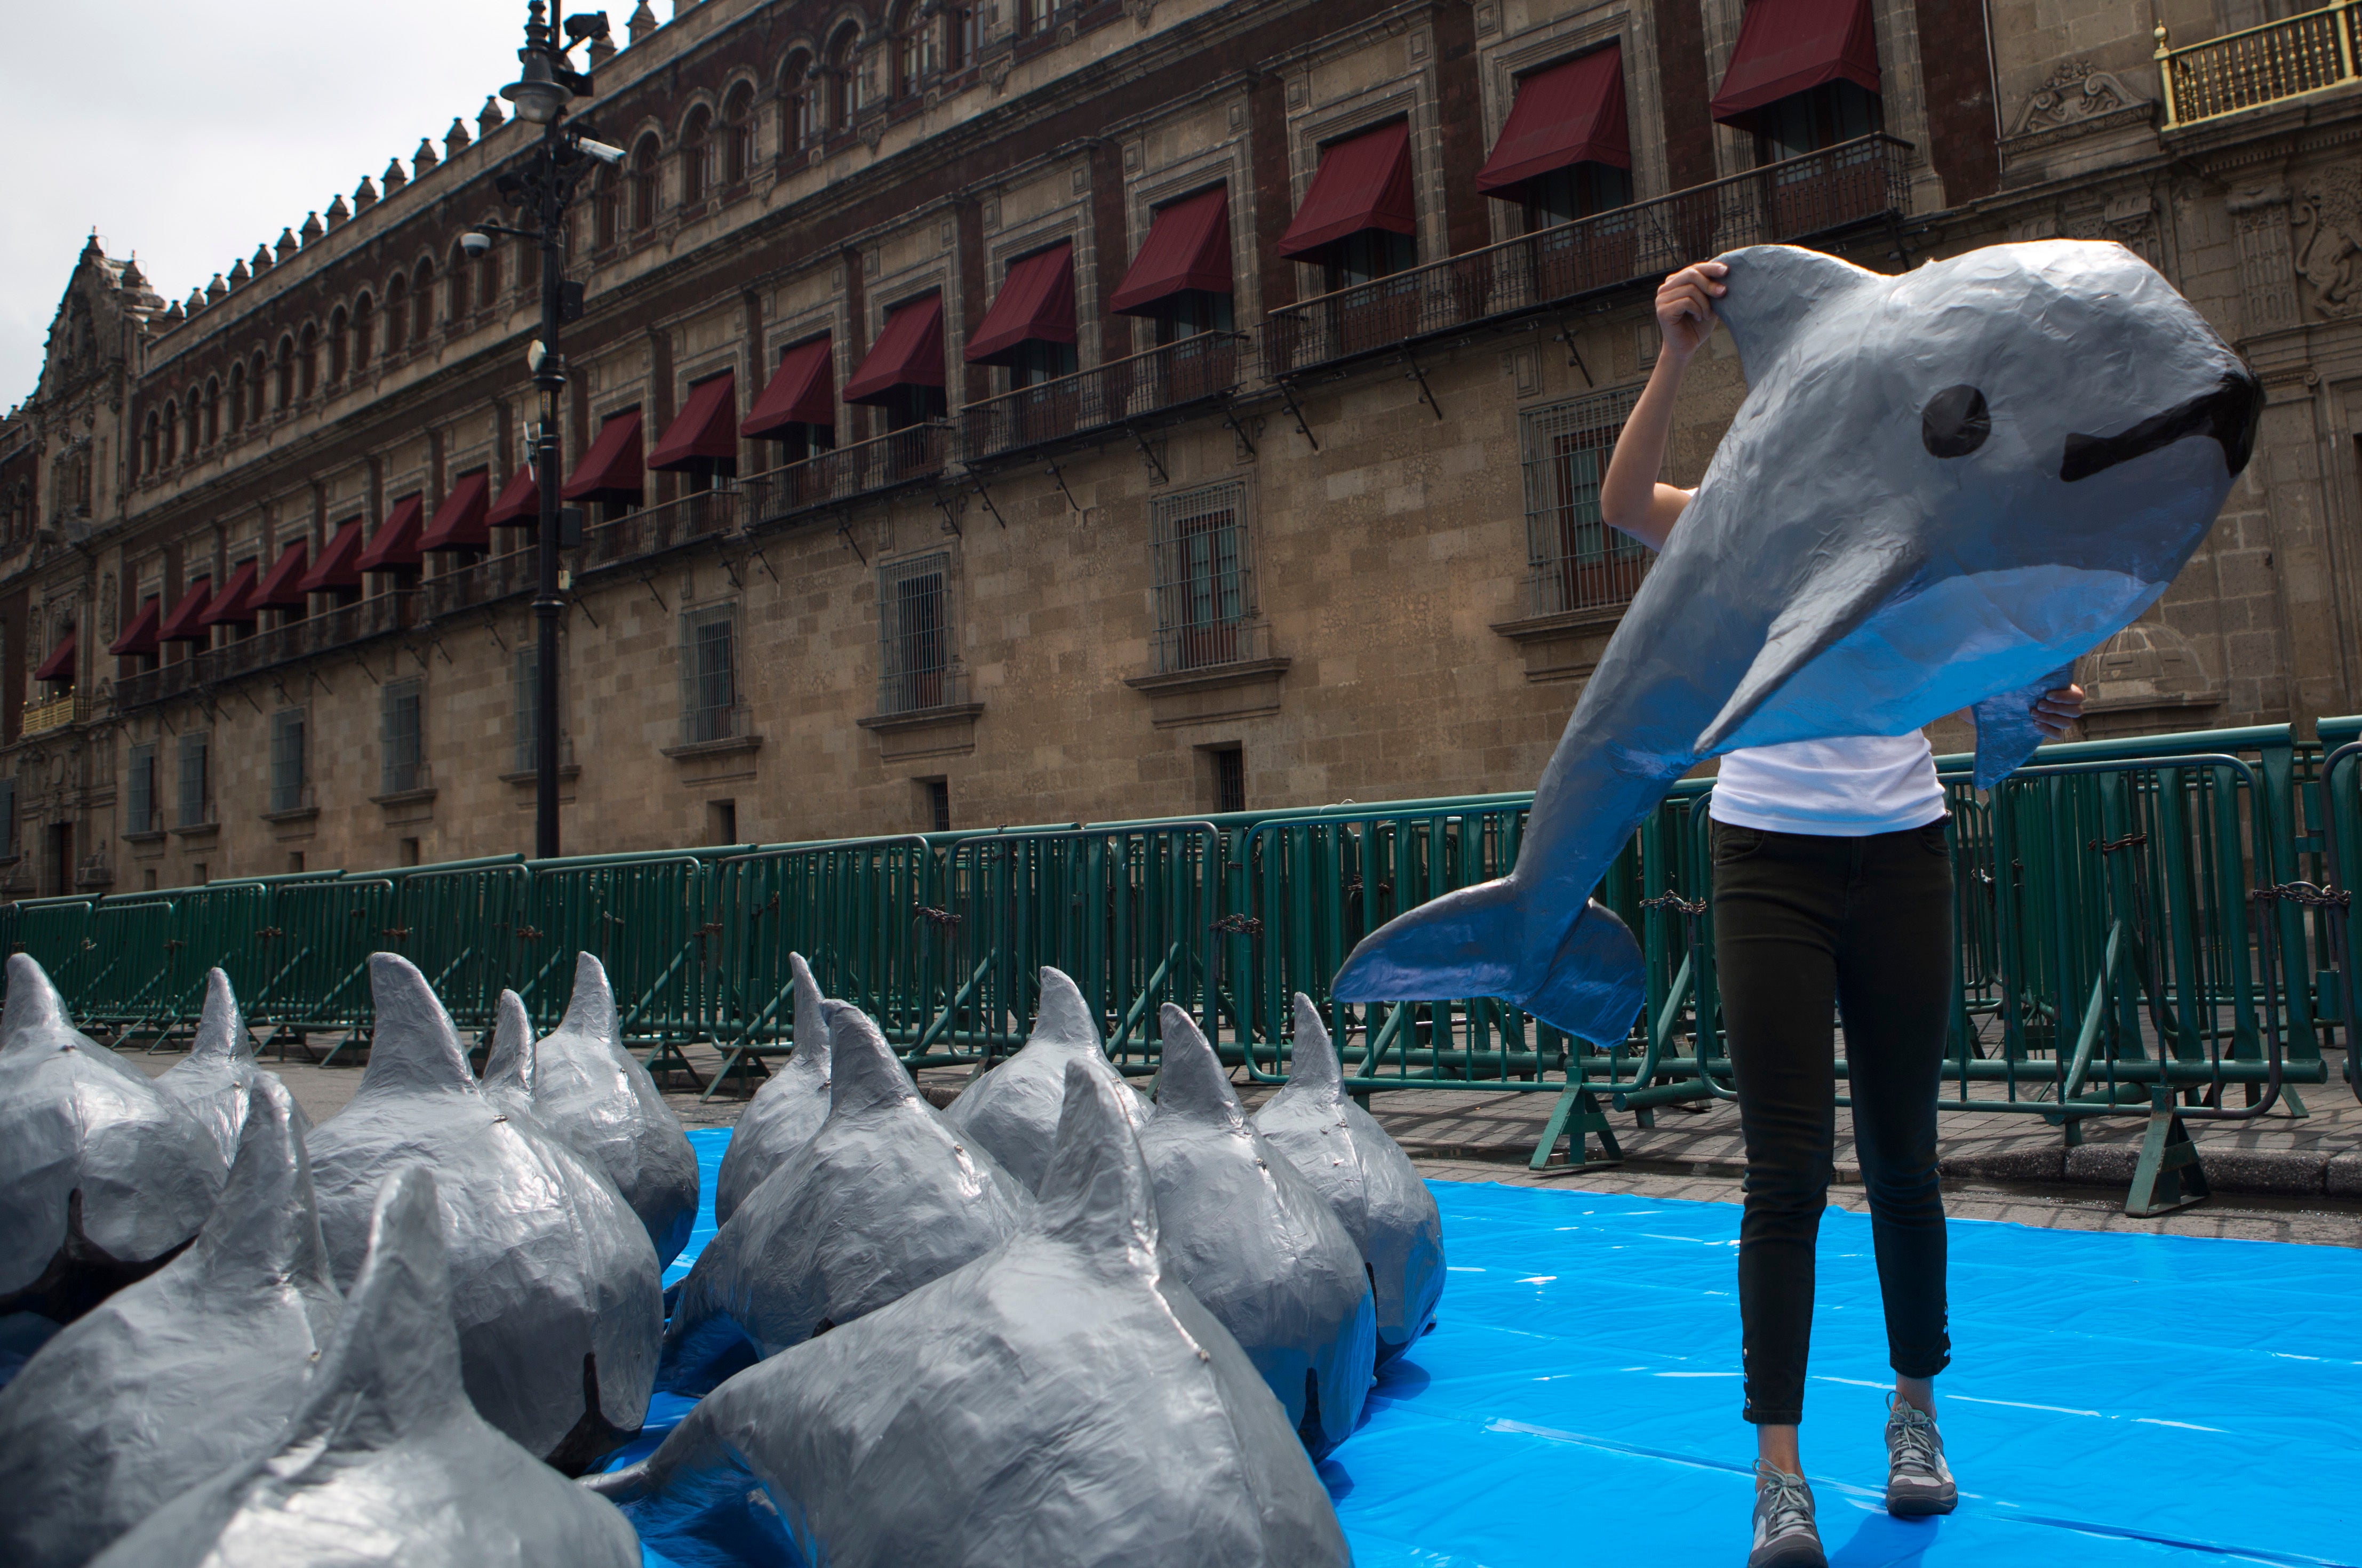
top-left (2032, 683), bottom-right (2086, 741)
top-left (1656, 260), bottom-right (1728, 361)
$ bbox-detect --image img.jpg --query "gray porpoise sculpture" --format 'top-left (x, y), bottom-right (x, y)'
top-left (1254, 994), bottom-right (1443, 1366)
top-left (483, 952), bottom-right (700, 1267)
top-left (1331, 241), bottom-right (2261, 1046)
top-left (0, 954), bottom-right (223, 1332)
top-left (304, 952), bottom-right (662, 1474)
top-left (89, 1165), bottom-right (642, 1568)
top-left (592, 1062), bottom-right (1353, 1568)
top-left (154, 968), bottom-right (257, 1166)
top-left (942, 964), bottom-right (1153, 1192)
top-left (1140, 1002), bottom-right (1376, 1458)
top-left (0, 1075), bottom-right (337, 1568)
top-left (658, 999), bottom-right (1026, 1395)
top-left (709, 951), bottom-right (832, 1227)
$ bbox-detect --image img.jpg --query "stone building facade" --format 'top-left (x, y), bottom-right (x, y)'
top-left (2, 0), bottom-right (2357, 894)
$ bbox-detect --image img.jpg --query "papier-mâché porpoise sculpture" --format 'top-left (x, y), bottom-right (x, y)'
top-left (1332, 241), bottom-right (2261, 1044)
top-left (1255, 994), bottom-right (1443, 1365)
top-left (0, 954), bottom-right (223, 1332)
top-left (304, 953), bottom-right (662, 1473)
top-left (658, 1001), bottom-right (1025, 1395)
top-left (710, 952), bottom-right (832, 1227)
top-left (0, 1075), bottom-right (338, 1568)
top-left (90, 1166), bottom-right (642, 1568)
top-left (153, 968), bottom-right (257, 1166)
top-left (592, 1063), bottom-right (1353, 1568)
top-left (943, 965), bottom-right (1153, 1192)
top-left (1141, 1003), bottom-right (1376, 1458)
top-left (485, 952), bottom-right (700, 1267)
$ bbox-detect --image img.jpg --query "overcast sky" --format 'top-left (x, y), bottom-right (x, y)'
top-left (1, 1), bottom-right (651, 410)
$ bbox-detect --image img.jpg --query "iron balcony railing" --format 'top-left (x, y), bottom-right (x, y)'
top-left (1526, 545), bottom-right (1651, 618)
top-left (2157, 2), bottom-right (2360, 127)
top-left (424, 549), bottom-right (537, 619)
top-left (21, 691), bottom-right (87, 735)
top-left (579, 486), bottom-right (739, 577)
top-left (746, 423), bottom-right (949, 529)
top-left (1263, 133), bottom-right (1913, 379)
top-left (960, 333), bottom-right (1248, 462)
top-left (115, 594), bottom-right (417, 711)
top-left (1151, 615), bottom-right (1272, 677)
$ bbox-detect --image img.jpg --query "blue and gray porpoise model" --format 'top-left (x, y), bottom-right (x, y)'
top-left (1332, 241), bottom-right (2261, 1044)
top-left (709, 951), bottom-right (833, 1227)
top-left (943, 965), bottom-right (1154, 1193)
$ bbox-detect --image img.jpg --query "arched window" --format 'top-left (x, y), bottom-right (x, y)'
top-left (594, 167), bottom-right (621, 249)
top-left (1019, 0), bottom-right (1052, 36)
top-left (893, 3), bottom-right (927, 97)
top-left (228, 363), bottom-right (246, 433)
top-left (163, 401), bottom-right (179, 464)
top-left (413, 260), bottom-right (435, 342)
top-left (447, 246), bottom-right (471, 319)
top-left (353, 294), bottom-right (374, 371)
top-left (252, 350), bottom-right (267, 410)
top-left (941, 5), bottom-right (977, 71)
top-left (300, 324), bottom-right (320, 395)
top-left (783, 52), bottom-right (817, 154)
top-left (631, 135), bottom-right (660, 231)
top-left (722, 83), bottom-right (754, 185)
top-left (827, 25), bottom-right (861, 131)
top-left (185, 393), bottom-right (201, 454)
top-left (203, 378), bottom-right (221, 446)
top-left (682, 106), bottom-right (712, 205)
top-left (385, 276), bottom-right (408, 356)
top-left (142, 411), bottom-right (159, 475)
top-left (276, 338), bottom-right (296, 410)
top-left (476, 233), bottom-right (501, 302)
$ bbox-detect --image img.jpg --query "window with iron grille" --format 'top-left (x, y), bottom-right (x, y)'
top-left (513, 648), bottom-right (542, 773)
top-left (679, 605), bottom-right (741, 744)
top-left (0, 778), bottom-right (15, 857)
top-left (381, 678), bottom-right (424, 795)
top-left (125, 744), bottom-right (156, 835)
top-left (876, 554), bottom-right (954, 715)
top-left (177, 732), bottom-right (211, 828)
top-left (1520, 387), bottom-right (1649, 617)
top-left (1149, 479), bottom-right (1256, 673)
top-left (269, 709), bottom-right (306, 814)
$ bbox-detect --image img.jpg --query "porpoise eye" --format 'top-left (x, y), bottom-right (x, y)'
top-left (1921, 385), bottom-right (1991, 458)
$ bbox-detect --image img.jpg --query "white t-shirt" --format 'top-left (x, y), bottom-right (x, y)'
top-left (1707, 733), bottom-right (1946, 836)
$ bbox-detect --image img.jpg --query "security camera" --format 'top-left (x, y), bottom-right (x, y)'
top-left (459, 230), bottom-right (492, 258)
top-left (564, 12), bottom-right (611, 41)
top-left (577, 137), bottom-right (626, 166)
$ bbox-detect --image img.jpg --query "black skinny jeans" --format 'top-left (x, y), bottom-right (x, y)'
top-left (1711, 818), bottom-right (1954, 1426)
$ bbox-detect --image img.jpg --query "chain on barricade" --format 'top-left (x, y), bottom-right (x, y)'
top-left (912, 905), bottom-right (962, 931)
top-left (1210, 913), bottom-right (1263, 939)
top-left (2088, 831), bottom-right (2148, 854)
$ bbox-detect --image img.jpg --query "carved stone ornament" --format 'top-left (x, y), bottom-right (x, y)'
top-left (984, 54), bottom-right (1012, 91)
top-left (2013, 59), bottom-right (2152, 137)
top-left (2293, 163), bottom-right (2362, 318)
top-left (859, 117), bottom-right (885, 152)
top-left (1128, 0), bottom-right (1155, 26)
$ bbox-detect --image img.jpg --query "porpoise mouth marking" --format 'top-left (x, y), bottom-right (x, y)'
top-left (2060, 370), bottom-right (2262, 482)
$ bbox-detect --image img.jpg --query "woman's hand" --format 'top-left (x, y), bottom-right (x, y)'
top-left (2032, 683), bottom-right (2086, 741)
top-left (1656, 260), bottom-right (1728, 361)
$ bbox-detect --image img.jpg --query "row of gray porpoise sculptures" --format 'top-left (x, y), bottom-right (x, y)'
top-left (0, 947), bottom-right (695, 1566)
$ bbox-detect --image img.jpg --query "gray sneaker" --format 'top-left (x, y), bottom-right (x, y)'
top-left (1884, 1395), bottom-right (1958, 1516)
top-left (1748, 1461), bottom-right (1826, 1568)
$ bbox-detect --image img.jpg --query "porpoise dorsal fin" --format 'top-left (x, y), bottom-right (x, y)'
top-left (188, 968), bottom-right (251, 1066)
top-left (195, 1072), bottom-right (337, 1311)
top-left (1710, 244), bottom-right (1881, 380)
top-left (554, 952), bottom-right (621, 1055)
top-left (1287, 994), bottom-right (1347, 1106)
top-left (784, 953), bottom-right (829, 1087)
top-left (1029, 966), bottom-right (1103, 1055)
top-left (1, 953), bottom-right (92, 1057)
top-left (355, 953), bottom-right (480, 1100)
top-left (1694, 532), bottom-right (1926, 756)
top-left (274, 1164), bottom-right (465, 1448)
top-left (825, 1001), bottom-right (916, 1115)
top-left (1152, 1003), bottom-right (1243, 1130)
top-left (1035, 1060), bottom-right (1159, 1261)
top-left (481, 989), bottom-right (535, 1099)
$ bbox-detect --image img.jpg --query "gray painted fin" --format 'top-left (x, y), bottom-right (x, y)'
top-left (1970, 663), bottom-right (2078, 790)
top-left (1709, 244), bottom-right (1881, 378)
top-left (356, 954), bottom-right (480, 1100)
top-left (1330, 876), bottom-right (1521, 1005)
top-left (1030, 966), bottom-right (1103, 1053)
top-left (188, 970), bottom-right (251, 1066)
top-left (825, 1001), bottom-right (915, 1114)
top-left (1287, 994), bottom-right (1345, 1103)
top-left (195, 1073), bottom-right (336, 1306)
top-left (1153, 1003), bottom-right (1243, 1127)
top-left (786, 953), bottom-right (829, 1085)
top-left (2, 953), bottom-right (87, 1058)
top-left (557, 953), bottom-right (621, 1054)
top-left (1035, 1060), bottom-right (1159, 1259)
top-left (1523, 899), bottom-right (1647, 1045)
top-left (482, 990), bottom-right (534, 1098)
top-left (1694, 534), bottom-right (1926, 755)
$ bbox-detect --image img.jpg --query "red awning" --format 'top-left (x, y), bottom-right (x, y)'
top-left (1710, 0), bottom-right (1880, 126)
top-left (158, 578), bottom-right (214, 643)
top-left (199, 562), bottom-right (261, 627)
top-left (562, 411), bottom-right (645, 503)
top-left (1479, 46), bottom-right (1631, 196)
top-left (251, 542), bottom-right (310, 610)
top-left (1112, 188), bottom-right (1233, 315)
top-left (486, 467), bottom-right (540, 527)
top-left (108, 598), bottom-right (162, 657)
top-left (1279, 121), bottom-right (1415, 260)
top-left (299, 520), bottom-right (366, 593)
top-left (966, 244), bottom-right (1076, 365)
top-left (649, 373), bottom-right (740, 472)
top-left (34, 633), bottom-right (76, 683)
top-left (742, 337), bottom-right (836, 438)
top-left (420, 473), bottom-right (493, 552)
top-left (844, 294), bottom-right (945, 405)
top-left (357, 494), bottom-right (426, 573)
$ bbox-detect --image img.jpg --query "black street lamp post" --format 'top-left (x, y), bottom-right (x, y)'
top-left (462, 2), bottom-right (612, 859)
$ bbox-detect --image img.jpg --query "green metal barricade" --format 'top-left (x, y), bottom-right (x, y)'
top-left (520, 854), bottom-right (711, 1075)
top-left (2, 897), bottom-right (98, 1008)
top-left (253, 877), bottom-right (397, 1047)
top-left (394, 862), bottom-right (533, 1038)
top-left (78, 895), bottom-right (179, 1034)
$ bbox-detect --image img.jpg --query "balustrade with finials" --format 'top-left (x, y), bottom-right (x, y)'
top-left (960, 333), bottom-right (1247, 462)
top-left (1262, 133), bottom-right (1913, 379)
top-left (2156, 3), bottom-right (2361, 129)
